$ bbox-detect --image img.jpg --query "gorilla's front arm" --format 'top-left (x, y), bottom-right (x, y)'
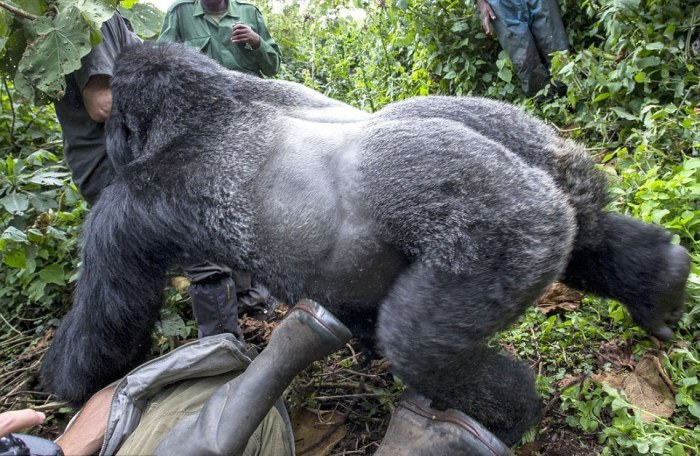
top-left (41, 44), bottom-right (689, 447)
top-left (40, 184), bottom-right (181, 402)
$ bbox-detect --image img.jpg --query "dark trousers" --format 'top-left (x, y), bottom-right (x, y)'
top-left (185, 261), bottom-right (242, 338)
top-left (489, 0), bottom-right (569, 95)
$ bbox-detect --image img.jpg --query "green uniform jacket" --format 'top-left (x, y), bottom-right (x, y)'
top-left (157, 0), bottom-right (280, 77)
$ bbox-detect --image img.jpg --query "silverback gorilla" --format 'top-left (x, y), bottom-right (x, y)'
top-left (41, 44), bottom-right (690, 447)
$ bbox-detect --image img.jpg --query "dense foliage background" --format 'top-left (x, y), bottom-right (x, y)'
top-left (1, 0), bottom-right (698, 454)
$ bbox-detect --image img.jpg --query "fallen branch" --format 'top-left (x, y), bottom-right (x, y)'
top-left (0, 0), bottom-right (37, 20)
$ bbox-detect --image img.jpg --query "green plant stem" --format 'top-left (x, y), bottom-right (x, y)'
top-left (0, 0), bottom-right (37, 20)
top-left (1, 75), bottom-right (16, 149)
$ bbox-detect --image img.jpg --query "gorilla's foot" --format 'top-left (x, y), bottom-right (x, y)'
top-left (154, 299), bottom-right (352, 456)
top-left (642, 244), bottom-right (691, 340)
top-left (374, 391), bottom-right (513, 456)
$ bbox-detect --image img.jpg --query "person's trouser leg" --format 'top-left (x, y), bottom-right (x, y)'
top-left (186, 261), bottom-right (242, 338)
top-left (528, 0), bottom-right (569, 64)
top-left (117, 371), bottom-right (293, 456)
top-left (490, 0), bottom-right (551, 95)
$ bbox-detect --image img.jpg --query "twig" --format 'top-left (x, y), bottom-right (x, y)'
top-left (314, 392), bottom-right (386, 401)
top-left (552, 124), bottom-right (582, 133)
top-left (0, 0), bottom-right (37, 20)
top-left (32, 402), bottom-right (67, 412)
top-left (0, 312), bottom-right (24, 337)
top-left (542, 373), bottom-right (588, 418)
top-left (298, 392), bottom-right (360, 456)
top-left (312, 369), bottom-right (382, 379)
top-left (1, 337), bottom-right (32, 354)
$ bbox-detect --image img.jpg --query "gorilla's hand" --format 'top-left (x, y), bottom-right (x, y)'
top-left (640, 244), bottom-right (691, 340)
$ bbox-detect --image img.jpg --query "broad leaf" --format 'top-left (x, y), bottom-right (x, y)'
top-left (29, 171), bottom-right (70, 186)
top-left (15, 7), bottom-right (95, 100)
top-left (451, 22), bottom-right (469, 33)
top-left (156, 309), bottom-right (189, 339)
top-left (1, 227), bottom-right (28, 243)
top-left (611, 107), bottom-right (637, 121)
top-left (1, 192), bottom-right (30, 214)
top-left (61, 0), bottom-right (116, 34)
top-left (117, 3), bottom-right (165, 39)
top-left (2, 248), bottom-right (26, 268)
top-left (39, 263), bottom-right (65, 285)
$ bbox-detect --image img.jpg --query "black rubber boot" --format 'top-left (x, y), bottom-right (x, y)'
top-left (154, 299), bottom-right (352, 456)
top-left (375, 391), bottom-right (514, 456)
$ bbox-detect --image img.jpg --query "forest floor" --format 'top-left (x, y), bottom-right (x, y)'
top-left (0, 288), bottom-right (653, 456)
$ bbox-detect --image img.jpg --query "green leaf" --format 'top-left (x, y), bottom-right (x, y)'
top-left (644, 42), bottom-right (664, 51)
top-left (670, 445), bottom-right (687, 456)
top-left (29, 171), bottom-right (70, 186)
top-left (650, 208), bottom-right (670, 224)
top-left (156, 309), bottom-right (189, 338)
top-left (1, 227), bottom-right (28, 243)
top-left (15, 8), bottom-right (96, 100)
top-left (450, 22), bottom-right (468, 33)
top-left (636, 56), bottom-right (660, 69)
top-left (456, 38), bottom-right (470, 48)
top-left (689, 403), bottom-right (700, 420)
top-left (3, 248), bottom-right (26, 268)
top-left (497, 68), bottom-right (512, 83)
top-left (39, 263), bottom-right (65, 285)
top-left (610, 107), bottom-right (637, 121)
top-left (27, 228), bottom-right (43, 243)
top-left (1, 193), bottom-right (30, 214)
top-left (28, 279), bottom-right (47, 301)
top-left (593, 92), bottom-right (611, 103)
top-left (117, 3), bottom-right (165, 39)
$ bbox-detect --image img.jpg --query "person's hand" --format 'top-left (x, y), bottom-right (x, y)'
top-left (231, 23), bottom-right (261, 49)
top-left (476, 0), bottom-right (496, 35)
top-left (0, 410), bottom-right (45, 437)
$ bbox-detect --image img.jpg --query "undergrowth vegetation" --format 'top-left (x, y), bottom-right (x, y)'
top-left (1, 0), bottom-right (698, 453)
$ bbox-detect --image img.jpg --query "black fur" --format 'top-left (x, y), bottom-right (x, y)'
top-left (41, 44), bottom-right (690, 444)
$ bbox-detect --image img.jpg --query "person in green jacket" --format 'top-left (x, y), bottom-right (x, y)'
top-left (157, 0), bottom-right (280, 77)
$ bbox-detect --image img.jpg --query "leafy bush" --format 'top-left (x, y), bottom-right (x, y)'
top-left (0, 84), bottom-right (84, 333)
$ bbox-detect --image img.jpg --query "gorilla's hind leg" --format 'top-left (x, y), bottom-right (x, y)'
top-left (377, 262), bottom-right (551, 446)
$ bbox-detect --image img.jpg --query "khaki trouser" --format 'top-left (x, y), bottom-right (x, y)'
top-left (117, 370), bottom-right (292, 456)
